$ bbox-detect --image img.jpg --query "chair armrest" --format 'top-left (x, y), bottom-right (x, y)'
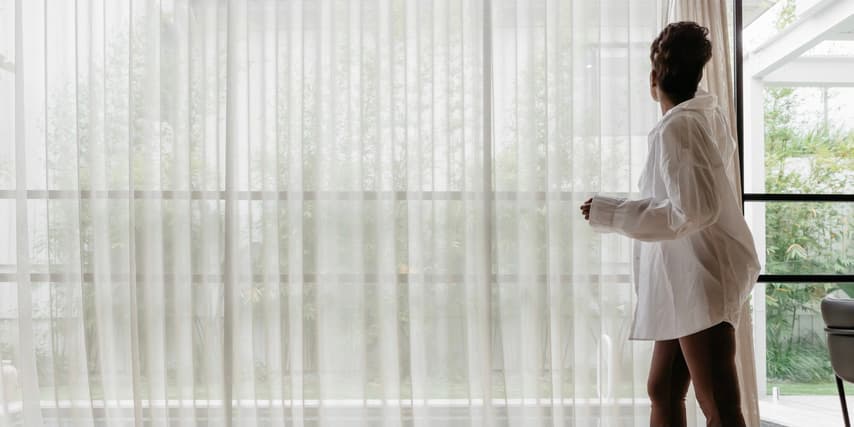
top-left (821, 297), bottom-right (854, 329)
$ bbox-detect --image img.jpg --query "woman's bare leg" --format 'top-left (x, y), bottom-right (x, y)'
top-left (678, 322), bottom-right (746, 427)
top-left (648, 339), bottom-right (691, 427)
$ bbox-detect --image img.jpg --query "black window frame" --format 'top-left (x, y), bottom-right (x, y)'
top-left (734, 0), bottom-right (854, 284)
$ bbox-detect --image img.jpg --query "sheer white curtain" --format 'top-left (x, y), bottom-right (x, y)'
top-left (2, 0), bottom-right (667, 425)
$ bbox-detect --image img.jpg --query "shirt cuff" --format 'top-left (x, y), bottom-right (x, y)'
top-left (589, 195), bottom-right (625, 232)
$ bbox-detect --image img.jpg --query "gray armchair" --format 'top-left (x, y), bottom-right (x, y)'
top-left (822, 296), bottom-right (854, 427)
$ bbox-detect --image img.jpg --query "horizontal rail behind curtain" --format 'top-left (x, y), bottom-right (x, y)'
top-left (0, 190), bottom-right (633, 201)
top-left (0, 272), bottom-right (633, 284)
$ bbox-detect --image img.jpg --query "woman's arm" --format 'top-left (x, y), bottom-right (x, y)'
top-left (586, 116), bottom-right (722, 241)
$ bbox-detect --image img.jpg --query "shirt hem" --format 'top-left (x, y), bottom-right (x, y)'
top-left (628, 312), bottom-right (741, 341)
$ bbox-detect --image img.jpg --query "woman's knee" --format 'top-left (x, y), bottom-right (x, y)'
top-left (647, 374), bottom-right (670, 405)
top-left (692, 392), bottom-right (721, 423)
top-left (647, 374), bottom-right (687, 406)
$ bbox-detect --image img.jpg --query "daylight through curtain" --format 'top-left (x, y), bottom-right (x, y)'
top-left (2, 0), bottom-right (663, 425)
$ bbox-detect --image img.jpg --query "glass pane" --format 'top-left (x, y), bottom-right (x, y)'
top-left (0, 200), bottom-right (14, 273)
top-left (0, 281), bottom-right (21, 406)
top-left (756, 282), bottom-right (854, 425)
top-left (745, 201), bottom-right (854, 275)
top-left (742, 1), bottom-right (854, 195)
top-left (0, 67), bottom-right (11, 190)
top-left (764, 283), bottom-right (853, 389)
top-left (746, 86), bottom-right (854, 195)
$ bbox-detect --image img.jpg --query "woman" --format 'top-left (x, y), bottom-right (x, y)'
top-left (579, 22), bottom-right (761, 427)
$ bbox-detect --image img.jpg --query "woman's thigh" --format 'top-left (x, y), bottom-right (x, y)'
top-left (678, 322), bottom-right (744, 426)
top-left (648, 339), bottom-right (691, 402)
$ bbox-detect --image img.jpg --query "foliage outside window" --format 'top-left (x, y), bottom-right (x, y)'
top-left (763, 85), bottom-right (854, 391)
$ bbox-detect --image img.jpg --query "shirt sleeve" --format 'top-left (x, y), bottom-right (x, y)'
top-left (588, 115), bottom-right (722, 241)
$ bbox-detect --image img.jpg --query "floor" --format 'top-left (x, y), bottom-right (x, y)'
top-left (759, 395), bottom-right (851, 427)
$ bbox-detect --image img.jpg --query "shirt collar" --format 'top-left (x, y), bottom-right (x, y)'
top-left (662, 89), bottom-right (717, 120)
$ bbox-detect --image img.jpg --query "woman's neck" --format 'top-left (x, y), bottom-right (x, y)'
top-left (659, 96), bottom-right (676, 115)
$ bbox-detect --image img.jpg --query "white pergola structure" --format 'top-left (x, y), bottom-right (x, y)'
top-left (743, 0), bottom-right (854, 398)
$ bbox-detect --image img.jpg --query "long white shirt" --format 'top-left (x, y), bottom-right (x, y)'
top-left (590, 91), bottom-right (761, 341)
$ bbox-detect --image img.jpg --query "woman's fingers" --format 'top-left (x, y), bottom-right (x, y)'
top-left (580, 201), bottom-right (591, 221)
top-left (580, 197), bottom-right (593, 221)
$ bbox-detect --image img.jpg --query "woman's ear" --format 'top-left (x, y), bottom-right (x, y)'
top-left (649, 70), bottom-right (659, 102)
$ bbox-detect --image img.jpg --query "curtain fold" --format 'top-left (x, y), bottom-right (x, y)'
top-left (662, 2), bottom-right (761, 426)
top-left (3, 0), bottom-right (661, 425)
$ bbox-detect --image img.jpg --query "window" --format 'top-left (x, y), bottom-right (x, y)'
top-left (1, 1), bottom-right (660, 425)
top-left (738, 1), bottom-right (854, 424)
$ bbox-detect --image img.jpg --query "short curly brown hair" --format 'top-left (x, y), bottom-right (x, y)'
top-left (650, 21), bottom-right (712, 104)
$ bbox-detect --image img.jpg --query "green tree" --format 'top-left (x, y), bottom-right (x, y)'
top-left (763, 86), bottom-right (854, 384)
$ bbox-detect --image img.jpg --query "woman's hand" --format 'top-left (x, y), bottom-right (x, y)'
top-left (580, 198), bottom-right (592, 221)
